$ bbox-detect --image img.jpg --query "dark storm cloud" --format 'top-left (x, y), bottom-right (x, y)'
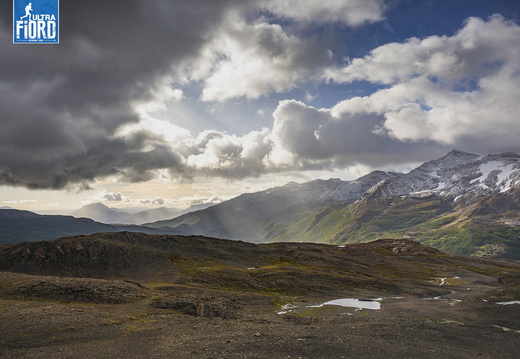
top-left (4, 2), bottom-right (516, 190)
top-left (0, 0), bottom-right (254, 189)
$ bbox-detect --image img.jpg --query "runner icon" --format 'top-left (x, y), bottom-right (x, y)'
top-left (20, 3), bottom-right (33, 20)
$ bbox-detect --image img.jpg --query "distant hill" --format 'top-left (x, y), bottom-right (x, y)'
top-left (72, 202), bottom-right (216, 225)
top-left (0, 209), bottom-right (169, 245)
top-left (123, 207), bottom-right (176, 224)
top-left (1, 232), bottom-right (518, 300)
top-left (72, 203), bottom-right (128, 224)
top-left (0, 231), bottom-right (488, 287)
top-left (145, 150), bottom-right (520, 260)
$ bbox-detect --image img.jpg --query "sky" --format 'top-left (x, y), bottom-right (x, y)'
top-left (1, 0), bottom-right (520, 212)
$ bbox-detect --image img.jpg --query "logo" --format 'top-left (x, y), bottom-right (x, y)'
top-left (13, 0), bottom-right (59, 44)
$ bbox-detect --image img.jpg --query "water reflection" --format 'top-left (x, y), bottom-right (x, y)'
top-left (496, 301), bottom-right (520, 305)
top-left (278, 297), bottom-right (382, 316)
top-left (318, 298), bottom-right (381, 310)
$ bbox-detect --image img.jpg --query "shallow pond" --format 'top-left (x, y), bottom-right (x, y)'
top-left (496, 301), bottom-right (520, 305)
top-left (319, 298), bottom-right (382, 310)
top-left (278, 297), bottom-right (383, 317)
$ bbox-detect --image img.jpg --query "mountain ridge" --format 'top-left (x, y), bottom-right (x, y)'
top-left (146, 150), bottom-right (520, 259)
top-left (72, 202), bottom-right (217, 225)
top-left (2, 150), bottom-right (520, 258)
top-left (0, 208), bottom-right (174, 245)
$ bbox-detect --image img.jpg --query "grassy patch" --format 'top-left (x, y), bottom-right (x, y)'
top-left (122, 325), bottom-right (139, 334)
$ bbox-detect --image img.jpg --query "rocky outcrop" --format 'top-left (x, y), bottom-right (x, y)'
top-left (1, 272), bottom-right (149, 303)
top-left (152, 295), bottom-right (240, 319)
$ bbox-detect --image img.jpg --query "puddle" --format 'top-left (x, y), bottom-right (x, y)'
top-left (278, 298), bottom-right (382, 317)
top-left (422, 296), bottom-right (462, 306)
top-left (439, 319), bottom-right (464, 325)
top-left (496, 301), bottom-right (520, 306)
top-left (492, 325), bottom-right (520, 333)
top-left (423, 296), bottom-right (442, 301)
top-left (319, 298), bottom-right (382, 310)
top-left (449, 299), bottom-right (462, 306)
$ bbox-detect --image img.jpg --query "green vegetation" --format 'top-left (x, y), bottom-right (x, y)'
top-left (261, 194), bottom-right (520, 260)
top-left (416, 221), bottom-right (520, 258)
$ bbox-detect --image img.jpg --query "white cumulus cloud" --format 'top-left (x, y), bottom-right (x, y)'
top-left (325, 15), bottom-right (520, 148)
top-left (260, 0), bottom-right (387, 26)
top-left (197, 20), bottom-right (331, 102)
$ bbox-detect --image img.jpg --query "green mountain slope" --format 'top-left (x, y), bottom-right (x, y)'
top-left (143, 151), bottom-right (520, 259)
top-left (262, 186), bottom-right (520, 260)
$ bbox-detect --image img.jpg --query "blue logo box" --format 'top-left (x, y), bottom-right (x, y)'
top-left (13, 0), bottom-right (59, 44)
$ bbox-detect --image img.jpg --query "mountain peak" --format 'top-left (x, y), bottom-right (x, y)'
top-left (72, 202), bottom-right (125, 224)
top-left (83, 202), bottom-right (110, 209)
top-left (498, 152), bottom-right (520, 159)
top-left (445, 149), bottom-right (477, 158)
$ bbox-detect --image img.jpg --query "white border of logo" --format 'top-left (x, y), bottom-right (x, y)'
top-left (13, 0), bottom-right (60, 44)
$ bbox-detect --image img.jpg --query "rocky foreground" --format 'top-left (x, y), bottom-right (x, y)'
top-left (1, 232), bottom-right (520, 358)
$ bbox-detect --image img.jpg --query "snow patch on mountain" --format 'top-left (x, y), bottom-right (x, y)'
top-left (473, 161), bottom-right (519, 192)
top-left (371, 150), bottom-right (520, 201)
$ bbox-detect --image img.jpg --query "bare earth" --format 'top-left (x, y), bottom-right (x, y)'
top-left (1, 269), bottom-right (519, 359)
top-left (1, 235), bottom-right (519, 358)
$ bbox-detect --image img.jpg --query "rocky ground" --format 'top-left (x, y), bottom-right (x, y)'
top-left (1, 234), bottom-right (520, 358)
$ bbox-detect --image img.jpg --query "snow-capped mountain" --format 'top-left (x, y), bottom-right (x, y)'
top-left (373, 150), bottom-right (520, 200)
top-left (262, 170), bottom-right (391, 205)
top-left (249, 150), bottom-right (520, 207)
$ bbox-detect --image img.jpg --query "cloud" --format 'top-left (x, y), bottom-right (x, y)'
top-left (103, 192), bottom-right (127, 202)
top-left (264, 16), bottom-right (520, 168)
top-left (190, 0), bottom-right (387, 102)
top-left (260, 0), bottom-right (387, 26)
top-left (1, 0), bottom-right (389, 189)
top-left (185, 128), bottom-right (274, 178)
top-left (2, 200), bottom-right (37, 205)
top-left (325, 15), bottom-right (520, 150)
top-left (197, 19), bottom-right (333, 102)
top-left (2, 1), bottom-right (518, 192)
top-left (271, 100), bottom-right (330, 160)
top-left (88, 190), bottom-right (129, 203)
top-left (326, 15), bottom-right (520, 85)
top-left (270, 99), bottom-right (445, 168)
top-left (305, 91), bottom-right (319, 102)
top-left (0, 0), bottom-right (259, 189)
top-left (140, 198), bottom-right (165, 205)
top-left (180, 195), bottom-right (224, 206)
